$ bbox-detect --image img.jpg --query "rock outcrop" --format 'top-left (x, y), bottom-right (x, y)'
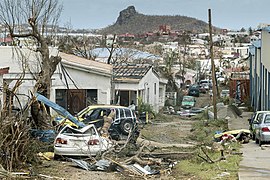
top-left (116, 6), bottom-right (138, 25)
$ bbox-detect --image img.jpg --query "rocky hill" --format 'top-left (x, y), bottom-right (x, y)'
top-left (98, 6), bottom-right (219, 35)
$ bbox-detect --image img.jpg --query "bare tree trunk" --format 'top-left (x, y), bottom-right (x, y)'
top-left (0, 0), bottom-right (63, 128)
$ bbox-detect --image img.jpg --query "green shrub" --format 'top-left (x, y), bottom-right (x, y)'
top-left (137, 96), bottom-right (156, 118)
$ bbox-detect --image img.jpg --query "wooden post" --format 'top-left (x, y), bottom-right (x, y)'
top-left (208, 9), bottom-right (218, 120)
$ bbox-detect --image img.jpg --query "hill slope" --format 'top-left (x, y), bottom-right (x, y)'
top-left (98, 6), bottom-right (218, 34)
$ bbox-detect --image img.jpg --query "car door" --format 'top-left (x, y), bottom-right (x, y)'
top-left (255, 113), bottom-right (264, 139)
top-left (252, 113), bottom-right (260, 134)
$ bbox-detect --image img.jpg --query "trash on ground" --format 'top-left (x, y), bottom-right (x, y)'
top-left (214, 129), bottom-right (250, 142)
top-left (38, 152), bottom-right (54, 161)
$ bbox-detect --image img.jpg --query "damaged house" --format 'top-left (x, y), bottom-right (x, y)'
top-left (0, 47), bottom-right (112, 115)
top-left (113, 65), bottom-right (167, 112)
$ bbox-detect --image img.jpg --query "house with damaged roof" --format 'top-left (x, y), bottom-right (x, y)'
top-left (113, 65), bottom-right (167, 112)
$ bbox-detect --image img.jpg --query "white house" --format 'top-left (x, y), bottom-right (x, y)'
top-left (0, 47), bottom-right (112, 115)
top-left (54, 52), bottom-right (112, 114)
top-left (113, 65), bottom-right (167, 112)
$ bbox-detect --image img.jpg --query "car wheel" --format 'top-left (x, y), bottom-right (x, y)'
top-left (120, 119), bottom-right (133, 135)
top-left (255, 138), bottom-right (259, 144)
top-left (54, 154), bottom-right (63, 160)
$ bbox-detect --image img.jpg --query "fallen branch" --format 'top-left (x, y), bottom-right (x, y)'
top-left (124, 143), bottom-right (146, 164)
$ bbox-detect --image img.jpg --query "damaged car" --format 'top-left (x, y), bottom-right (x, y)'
top-left (35, 93), bottom-right (139, 141)
top-left (54, 124), bottom-right (112, 159)
top-left (55, 105), bottom-right (138, 140)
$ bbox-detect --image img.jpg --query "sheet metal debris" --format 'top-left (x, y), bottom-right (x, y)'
top-left (35, 93), bottom-right (85, 128)
top-left (69, 158), bottom-right (111, 171)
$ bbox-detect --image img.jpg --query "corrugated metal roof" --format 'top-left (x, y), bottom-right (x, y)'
top-left (90, 48), bottom-right (161, 60)
top-left (113, 65), bottom-right (152, 79)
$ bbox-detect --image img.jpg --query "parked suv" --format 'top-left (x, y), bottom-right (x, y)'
top-left (55, 105), bottom-right (138, 140)
top-left (188, 84), bottom-right (200, 97)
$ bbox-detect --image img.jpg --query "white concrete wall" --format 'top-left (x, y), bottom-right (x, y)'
top-left (0, 47), bottom-right (57, 108)
top-left (114, 82), bottom-right (139, 90)
top-left (139, 68), bottom-right (160, 112)
top-left (52, 64), bottom-right (111, 104)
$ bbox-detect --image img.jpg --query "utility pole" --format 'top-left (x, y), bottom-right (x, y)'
top-left (208, 9), bottom-right (217, 120)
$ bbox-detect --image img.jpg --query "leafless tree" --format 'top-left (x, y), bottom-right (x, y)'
top-left (58, 22), bottom-right (101, 60)
top-left (0, 0), bottom-right (62, 97)
top-left (0, 0), bottom-right (63, 123)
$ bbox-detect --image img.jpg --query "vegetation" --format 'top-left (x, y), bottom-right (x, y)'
top-left (0, 0), bottom-right (62, 172)
top-left (137, 96), bottom-right (156, 119)
top-left (173, 119), bottom-right (242, 179)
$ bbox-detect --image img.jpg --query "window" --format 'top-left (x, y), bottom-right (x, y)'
top-left (125, 109), bottom-right (133, 119)
top-left (264, 115), bottom-right (270, 123)
top-left (55, 89), bottom-right (67, 109)
top-left (87, 89), bottom-right (97, 105)
top-left (154, 83), bottom-right (157, 95)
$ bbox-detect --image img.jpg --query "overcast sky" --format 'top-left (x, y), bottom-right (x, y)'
top-left (59, 0), bottom-right (270, 30)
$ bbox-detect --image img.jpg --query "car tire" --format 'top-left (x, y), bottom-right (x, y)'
top-left (252, 133), bottom-right (255, 141)
top-left (255, 138), bottom-right (259, 144)
top-left (54, 154), bottom-right (63, 160)
top-left (120, 119), bottom-right (133, 135)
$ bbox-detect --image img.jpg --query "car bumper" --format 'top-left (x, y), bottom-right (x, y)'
top-left (54, 144), bottom-right (110, 156)
top-left (261, 132), bottom-right (270, 142)
top-left (181, 105), bottom-right (192, 109)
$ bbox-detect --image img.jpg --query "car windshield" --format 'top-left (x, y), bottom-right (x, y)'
top-left (183, 96), bottom-right (194, 102)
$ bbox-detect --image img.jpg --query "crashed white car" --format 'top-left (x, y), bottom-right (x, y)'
top-left (54, 124), bottom-right (112, 158)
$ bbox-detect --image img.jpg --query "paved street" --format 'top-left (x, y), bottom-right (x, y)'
top-left (239, 142), bottom-right (270, 180)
